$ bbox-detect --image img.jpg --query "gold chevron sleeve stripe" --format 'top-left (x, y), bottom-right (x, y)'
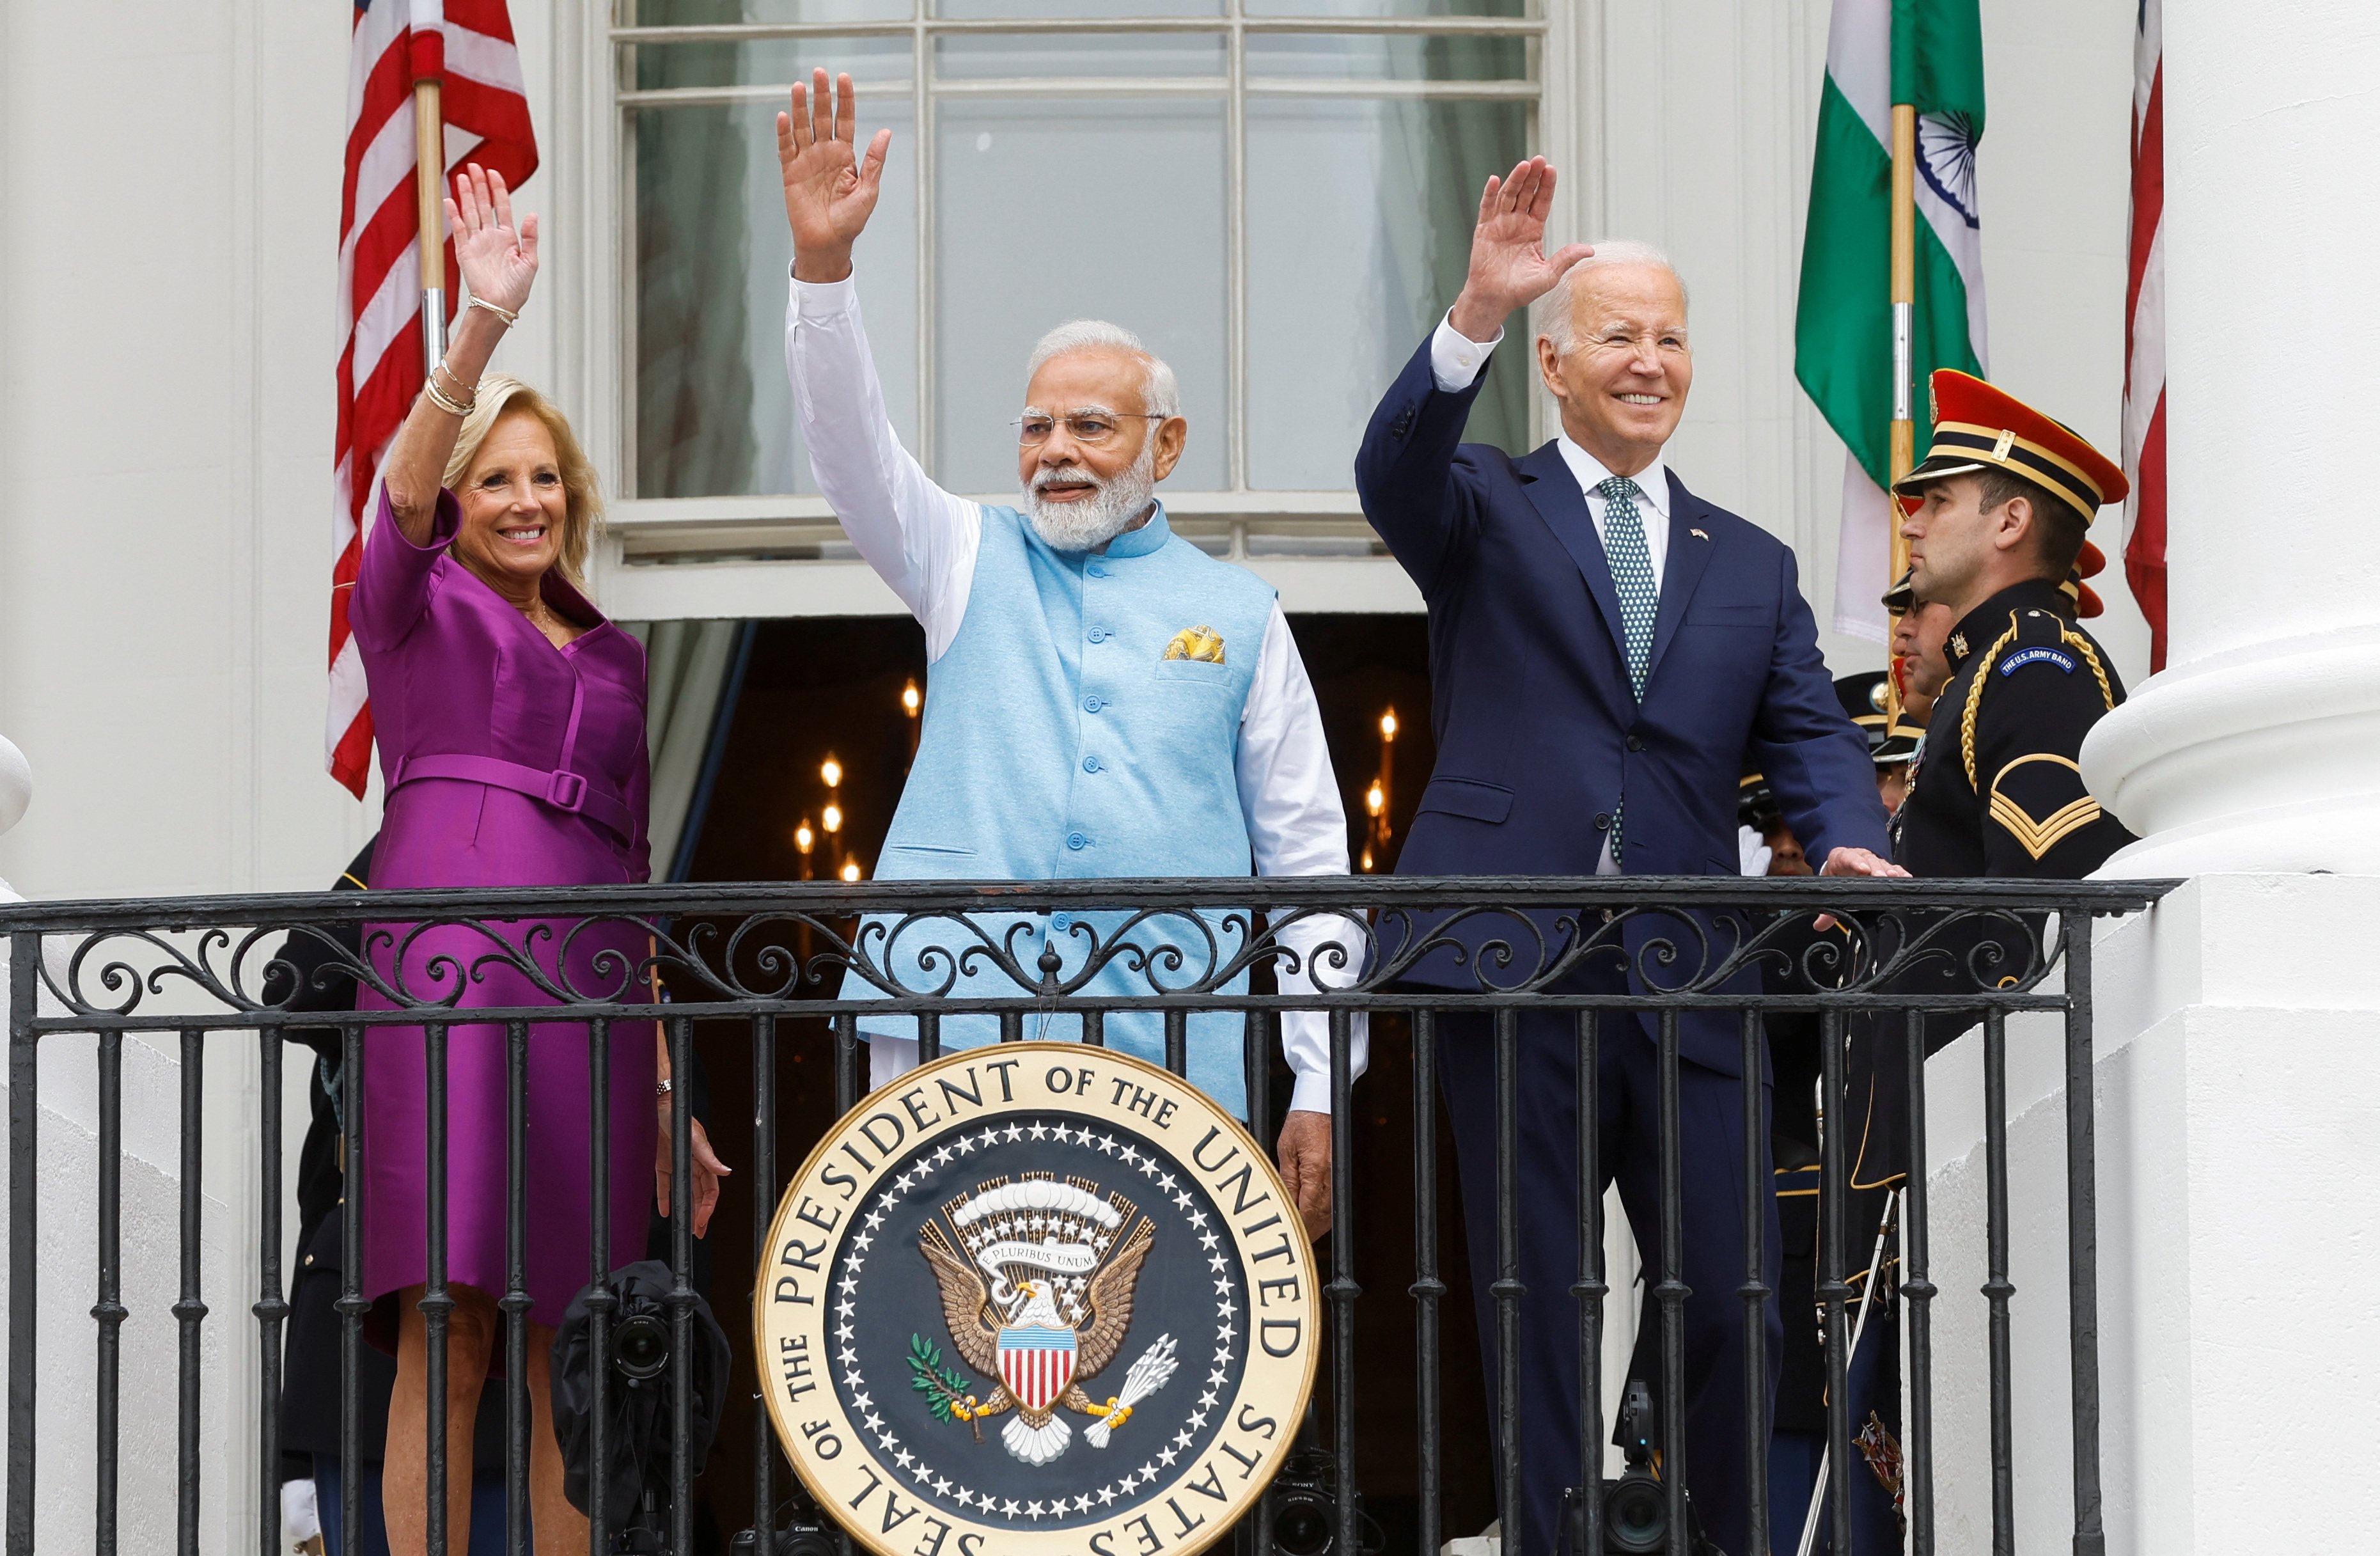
top-left (1988, 755), bottom-right (2104, 859)
top-left (1989, 793), bottom-right (2102, 859)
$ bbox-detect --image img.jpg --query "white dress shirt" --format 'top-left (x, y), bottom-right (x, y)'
top-left (1429, 310), bottom-right (1675, 873)
top-left (789, 274), bottom-right (1366, 1113)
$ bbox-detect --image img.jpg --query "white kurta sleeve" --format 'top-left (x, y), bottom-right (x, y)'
top-left (787, 274), bottom-right (982, 659)
top-left (1236, 606), bottom-right (1370, 1115)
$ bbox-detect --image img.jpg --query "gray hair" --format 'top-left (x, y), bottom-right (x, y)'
top-left (1531, 239), bottom-right (1691, 358)
top-left (1026, 319), bottom-right (1182, 419)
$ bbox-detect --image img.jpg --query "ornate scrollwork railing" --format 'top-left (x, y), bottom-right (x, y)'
top-left (0, 876), bottom-right (2172, 1028)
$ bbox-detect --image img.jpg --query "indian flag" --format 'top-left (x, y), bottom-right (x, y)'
top-left (1795, 0), bottom-right (1988, 640)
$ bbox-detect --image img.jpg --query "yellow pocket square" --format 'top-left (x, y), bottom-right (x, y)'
top-left (1162, 625), bottom-right (1226, 664)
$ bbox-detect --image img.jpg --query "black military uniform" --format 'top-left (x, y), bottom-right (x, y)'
top-left (1892, 579), bottom-right (2134, 875)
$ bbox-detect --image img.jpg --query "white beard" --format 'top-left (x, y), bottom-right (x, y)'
top-left (1022, 440), bottom-right (1159, 552)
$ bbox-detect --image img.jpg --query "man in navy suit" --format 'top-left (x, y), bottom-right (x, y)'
top-left (1356, 158), bottom-right (1902, 1555)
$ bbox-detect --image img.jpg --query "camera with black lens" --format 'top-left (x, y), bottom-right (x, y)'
top-left (1560, 1380), bottom-right (1724, 1556)
top-left (1234, 1408), bottom-right (1381, 1556)
top-left (731, 1495), bottom-right (842, 1556)
top-left (613, 1312), bottom-right (671, 1383)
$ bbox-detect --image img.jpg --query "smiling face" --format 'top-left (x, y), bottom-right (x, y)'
top-left (1017, 347), bottom-right (1184, 498)
top-left (1537, 263), bottom-right (1693, 477)
top-left (450, 409), bottom-right (568, 595)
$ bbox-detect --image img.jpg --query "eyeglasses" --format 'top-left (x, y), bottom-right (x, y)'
top-left (1014, 411), bottom-right (1166, 447)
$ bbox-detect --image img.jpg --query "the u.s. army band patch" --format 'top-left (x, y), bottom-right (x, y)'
top-left (758, 1042), bottom-right (1319, 1556)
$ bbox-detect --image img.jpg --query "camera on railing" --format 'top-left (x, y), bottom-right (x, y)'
top-left (1560, 1380), bottom-right (1725, 1556)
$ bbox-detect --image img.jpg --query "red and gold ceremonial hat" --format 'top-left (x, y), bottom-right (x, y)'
top-left (2063, 538), bottom-right (2107, 619)
top-left (1891, 370), bottom-right (2130, 526)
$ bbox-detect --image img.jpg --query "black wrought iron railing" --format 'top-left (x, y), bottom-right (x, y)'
top-left (2, 876), bottom-right (2175, 1556)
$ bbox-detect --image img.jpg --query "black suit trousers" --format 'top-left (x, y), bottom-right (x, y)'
top-left (1437, 1003), bottom-right (1782, 1556)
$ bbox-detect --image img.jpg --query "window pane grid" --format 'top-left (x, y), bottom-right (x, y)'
top-left (615, 3), bottom-right (1539, 502)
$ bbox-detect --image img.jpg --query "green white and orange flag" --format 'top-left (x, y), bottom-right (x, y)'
top-left (1795, 0), bottom-right (1988, 640)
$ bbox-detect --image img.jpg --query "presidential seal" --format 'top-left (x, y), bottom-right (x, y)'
top-left (758, 1042), bottom-right (1320, 1556)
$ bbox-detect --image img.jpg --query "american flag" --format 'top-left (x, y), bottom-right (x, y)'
top-left (329, 0), bottom-right (536, 796)
top-left (2122, 0), bottom-right (2166, 672)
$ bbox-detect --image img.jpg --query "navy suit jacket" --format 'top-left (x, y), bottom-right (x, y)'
top-left (1356, 334), bottom-right (1889, 1075)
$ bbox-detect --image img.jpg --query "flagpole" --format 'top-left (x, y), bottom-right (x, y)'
top-left (414, 77), bottom-right (448, 378)
top-left (1884, 102), bottom-right (1918, 714)
top-left (1890, 103), bottom-right (1917, 491)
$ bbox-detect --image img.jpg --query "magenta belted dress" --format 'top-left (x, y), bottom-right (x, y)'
top-left (350, 486), bottom-right (657, 1341)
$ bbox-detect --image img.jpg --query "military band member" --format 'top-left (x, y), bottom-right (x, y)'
top-left (1785, 378), bottom-right (2140, 1546)
top-left (1891, 372), bottom-right (2138, 877)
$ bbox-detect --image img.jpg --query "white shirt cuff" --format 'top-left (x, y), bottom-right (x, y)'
top-left (792, 272), bottom-right (859, 321)
top-left (1287, 1065), bottom-right (1336, 1117)
top-left (1429, 309), bottom-right (1502, 394)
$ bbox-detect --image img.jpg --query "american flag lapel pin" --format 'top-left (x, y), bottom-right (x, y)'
top-left (1690, 527), bottom-right (1709, 540)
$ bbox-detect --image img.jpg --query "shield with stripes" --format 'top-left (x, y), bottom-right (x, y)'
top-left (996, 1324), bottom-right (1077, 1413)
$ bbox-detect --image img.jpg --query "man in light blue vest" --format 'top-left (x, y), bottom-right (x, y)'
top-left (776, 70), bottom-right (1363, 1232)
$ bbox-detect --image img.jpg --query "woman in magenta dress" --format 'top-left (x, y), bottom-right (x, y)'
top-left (350, 164), bottom-right (728, 1555)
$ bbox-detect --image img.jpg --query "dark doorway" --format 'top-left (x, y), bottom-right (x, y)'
top-left (667, 611), bottom-right (1499, 1550)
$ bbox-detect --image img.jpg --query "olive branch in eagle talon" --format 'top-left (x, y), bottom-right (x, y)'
top-left (907, 1335), bottom-right (987, 1441)
top-left (917, 1175), bottom-right (1161, 1465)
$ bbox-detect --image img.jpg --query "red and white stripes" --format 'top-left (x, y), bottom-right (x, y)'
top-left (2122, 0), bottom-right (2167, 672)
top-left (329, 0), bottom-right (536, 796)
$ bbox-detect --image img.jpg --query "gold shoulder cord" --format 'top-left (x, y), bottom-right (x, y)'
top-left (2060, 624), bottom-right (2118, 712)
top-left (1960, 613), bottom-right (2023, 789)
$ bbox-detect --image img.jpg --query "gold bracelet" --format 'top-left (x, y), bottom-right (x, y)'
top-left (423, 376), bottom-right (473, 418)
top-left (431, 359), bottom-right (477, 405)
top-left (467, 295), bottom-right (520, 327)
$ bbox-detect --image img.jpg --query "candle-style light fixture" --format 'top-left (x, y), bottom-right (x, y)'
top-left (1363, 706), bottom-right (1398, 870)
top-left (794, 817), bottom-right (816, 881)
top-left (820, 755), bottom-right (843, 789)
top-left (822, 802), bottom-right (843, 834)
top-left (841, 860), bottom-right (863, 883)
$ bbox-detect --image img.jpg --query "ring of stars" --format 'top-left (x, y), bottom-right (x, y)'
top-left (831, 1117), bottom-right (1246, 1527)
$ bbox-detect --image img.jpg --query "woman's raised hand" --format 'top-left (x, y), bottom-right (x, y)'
top-left (446, 162), bottom-right (540, 318)
top-left (779, 68), bottom-right (891, 284)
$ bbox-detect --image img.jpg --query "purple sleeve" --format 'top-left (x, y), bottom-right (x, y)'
top-left (350, 485), bottom-right (460, 650)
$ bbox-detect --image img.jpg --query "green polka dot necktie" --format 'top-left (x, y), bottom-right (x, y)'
top-left (1597, 476), bottom-right (1658, 695)
top-left (1596, 475), bottom-right (1657, 860)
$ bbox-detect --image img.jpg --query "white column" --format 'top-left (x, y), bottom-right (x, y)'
top-left (2079, 1), bottom-right (2380, 873)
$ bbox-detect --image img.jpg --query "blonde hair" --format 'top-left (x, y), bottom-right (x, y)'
top-left (441, 375), bottom-right (603, 590)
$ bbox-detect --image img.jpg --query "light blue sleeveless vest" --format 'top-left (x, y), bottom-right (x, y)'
top-left (843, 502), bottom-right (1279, 1117)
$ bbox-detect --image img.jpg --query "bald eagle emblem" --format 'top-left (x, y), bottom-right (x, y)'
top-left (912, 1175), bottom-right (1176, 1466)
